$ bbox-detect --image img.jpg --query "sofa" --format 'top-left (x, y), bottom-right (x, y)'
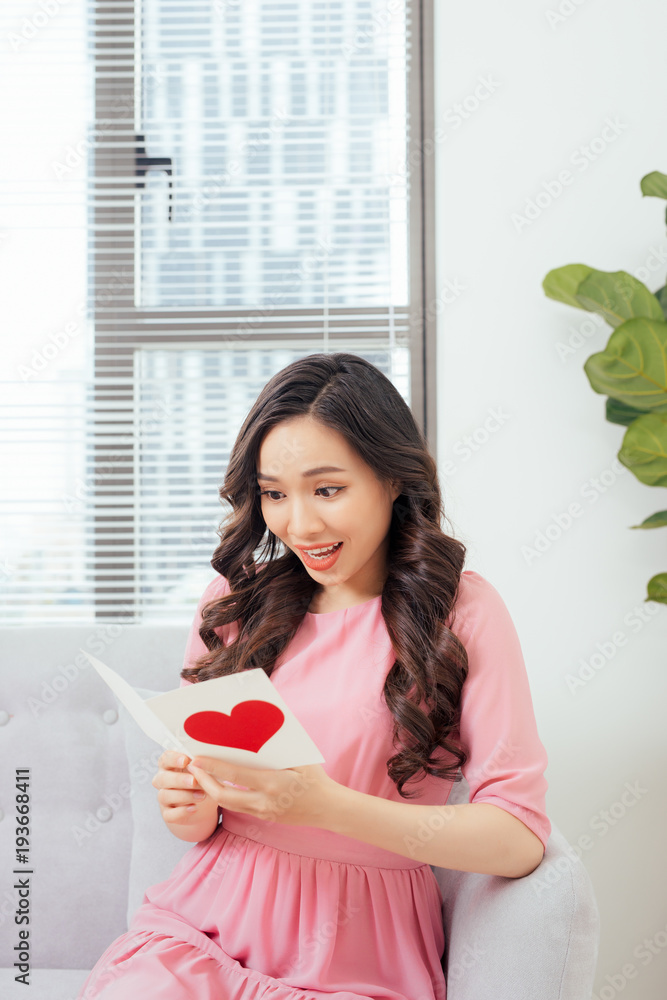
top-left (0, 624), bottom-right (600, 999)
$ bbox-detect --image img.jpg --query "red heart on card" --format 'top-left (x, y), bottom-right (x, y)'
top-left (183, 701), bottom-right (285, 753)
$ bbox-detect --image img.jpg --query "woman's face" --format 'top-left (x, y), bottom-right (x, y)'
top-left (257, 415), bottom-right (401, 601)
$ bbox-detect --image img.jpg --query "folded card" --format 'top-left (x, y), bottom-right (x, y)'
top-left (82, 651), bottom-right (325, 769)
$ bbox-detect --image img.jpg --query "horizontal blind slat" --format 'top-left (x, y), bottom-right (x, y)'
top-left (0, 0), bottom-right (418, 625)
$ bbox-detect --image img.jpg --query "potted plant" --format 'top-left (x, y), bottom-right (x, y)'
top-left (542, 170), bottom-right (667, 605)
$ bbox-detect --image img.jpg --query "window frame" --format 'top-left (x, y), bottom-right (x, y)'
top-left (91, 0), bottom-right (436, 617)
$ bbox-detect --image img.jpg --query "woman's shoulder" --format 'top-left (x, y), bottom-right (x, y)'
top-left (196, 571), bottom-right (231, 605)
top-left (456, 568), bottom-right (502, 602)
top-left (196, 561), bottom-right (270, 605)
top-left (447, 569), bottom-right (512, 641)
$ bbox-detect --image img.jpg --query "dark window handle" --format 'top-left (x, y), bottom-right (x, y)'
top-left (134, 133), bottom-right (173, 221)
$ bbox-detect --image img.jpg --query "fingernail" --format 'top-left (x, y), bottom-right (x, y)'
top-left (177, 755), bottom-right (186, 767)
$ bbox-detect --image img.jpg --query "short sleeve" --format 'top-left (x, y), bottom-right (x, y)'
top-left (179, 573), bottom-right (231, 688)
top-left (453, 571), bottom-right (551, 851)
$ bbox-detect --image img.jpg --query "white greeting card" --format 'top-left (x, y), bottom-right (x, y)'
top-left (82, 651), bottom-right (325, 769)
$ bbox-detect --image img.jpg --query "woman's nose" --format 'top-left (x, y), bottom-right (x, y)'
top-left (286, 497), bottom-right (325, 537)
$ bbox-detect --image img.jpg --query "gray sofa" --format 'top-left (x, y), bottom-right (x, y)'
top-left (0, 625), bottom-right (600, 999)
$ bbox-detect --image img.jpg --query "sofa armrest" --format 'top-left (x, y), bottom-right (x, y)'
top-left (430, 778), bottom-right (600, 1000)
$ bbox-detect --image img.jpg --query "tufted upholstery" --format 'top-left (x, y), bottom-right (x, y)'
top-left (0, 625), bottom-right (599, 999)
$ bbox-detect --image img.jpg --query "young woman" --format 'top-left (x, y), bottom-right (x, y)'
top-left (78, 352), bottom-right (550, 1000)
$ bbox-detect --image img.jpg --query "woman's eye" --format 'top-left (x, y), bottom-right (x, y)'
top-left (260, 490), bottom-right (282, 501)
top-left (259, 487), bottom-right (344, 501)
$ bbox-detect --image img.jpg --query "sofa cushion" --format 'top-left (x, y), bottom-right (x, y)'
top-left (0, 624), bottom-right (189, 973)
top-left (120, 689), bottom-right (195, 926)
top-left (0, 628), bottom-right (137, 971)
top-left (0, 967), bottom-right (90, 1000)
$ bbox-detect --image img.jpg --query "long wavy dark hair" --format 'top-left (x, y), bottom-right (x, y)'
top-left (182, 352), bottom-right (470, 798)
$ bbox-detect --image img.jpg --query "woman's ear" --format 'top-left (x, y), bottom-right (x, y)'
top-left (390, 480), bottom-right (402, 503)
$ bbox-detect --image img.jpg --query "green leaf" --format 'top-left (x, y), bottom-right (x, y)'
top-left (630, 510), bottom-right (667, 529)
top-left (575, 270), bottom-right (664, 327)
top-left (640, 171), bottom-right (667, 199)
top-left (618, 413), bottom-right (667, 486)
top-left (656, 284), bottom-right (667, 321)
top-left (583, 318), bottom-right (667, 412)
top-left (606, 397), bottom-right (652, 426)
top-left (542, 264), bottom-right (594, 309)
top-left (646, 573), bottom-right (667, 604)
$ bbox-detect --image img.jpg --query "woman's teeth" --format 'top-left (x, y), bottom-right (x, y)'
top-left (306, 542), bottom-right (341, 558)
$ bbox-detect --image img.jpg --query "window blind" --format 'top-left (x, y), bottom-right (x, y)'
top-left (0, 0), bottom-right (428, 624)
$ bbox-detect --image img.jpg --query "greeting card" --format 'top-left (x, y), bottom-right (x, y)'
top-left (82, 650), bottom-right (325, 769)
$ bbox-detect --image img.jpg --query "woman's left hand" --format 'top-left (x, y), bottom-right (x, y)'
top-left (186, 757), bottom-right (339, 828)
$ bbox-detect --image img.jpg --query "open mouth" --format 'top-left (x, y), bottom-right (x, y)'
top-left (304, 541), bottom-right (343, 559)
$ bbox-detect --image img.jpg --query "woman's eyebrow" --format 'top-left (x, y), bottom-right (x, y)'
top-left (256, 466), bottom-right (347, 482)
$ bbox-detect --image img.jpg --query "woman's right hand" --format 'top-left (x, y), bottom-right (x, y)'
top-left (152, 750), bottom-right (218, 828)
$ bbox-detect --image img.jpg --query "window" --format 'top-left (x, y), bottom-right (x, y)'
top-left (0, 0), bottom-right (436, 624)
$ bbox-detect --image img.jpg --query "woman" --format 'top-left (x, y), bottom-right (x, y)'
top-left (78, 352), bottom-right (550, 1000)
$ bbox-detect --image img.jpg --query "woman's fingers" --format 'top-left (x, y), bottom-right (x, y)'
top-left (152, 754), bottom-right (221, 829)
top-left (158, 751), bottom-right (191, 770)
top-left (152, 755), bottom-right (205, 795)
top-left (156, 787), bottom-right (207, 808)
top-left (152, 768), bottom-right (201, 790)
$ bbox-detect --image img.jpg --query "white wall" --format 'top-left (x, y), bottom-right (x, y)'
top-left (434, 2), bottom-right (667, 998)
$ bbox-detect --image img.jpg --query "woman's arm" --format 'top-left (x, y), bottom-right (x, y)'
top-left (186, 757), bottom-right (545, 877)
top-left (322, 782), bottom-right (545, 878)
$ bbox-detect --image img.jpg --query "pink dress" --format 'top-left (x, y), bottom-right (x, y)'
top-left (78, 569), bottom-right (550, 1000)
